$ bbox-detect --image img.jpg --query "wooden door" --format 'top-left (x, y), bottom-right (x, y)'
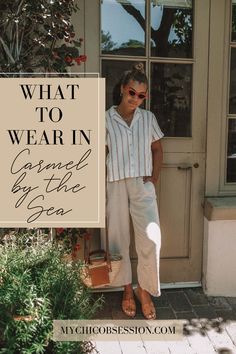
top-left (85, 0), bottom-right (210, 284)
top-left (129, 0), bottom-right (210, 283)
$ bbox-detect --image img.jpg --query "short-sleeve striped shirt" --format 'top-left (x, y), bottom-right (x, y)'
top-left (106, 105), bottom-right (164, 182)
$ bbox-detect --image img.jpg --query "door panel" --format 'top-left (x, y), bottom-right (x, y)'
top-left (130, 152), bottom-right (205, 283)
top-left (159, 163), bottom-right (192, 259)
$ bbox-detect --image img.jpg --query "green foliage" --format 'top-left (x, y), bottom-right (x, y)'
top-left (120, 39), bottom-right (144, 48)
top-left (0, 233), bottom-right (103, 353)
top-left (55, 227), bottom-right (86, 252)
top-left (101, 30), bottom-right (117, 52)
top-left (0, 0), bottom-right (84, 74)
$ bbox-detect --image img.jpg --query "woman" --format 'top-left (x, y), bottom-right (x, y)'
top-left (106, 63), bottom-right (164, 319)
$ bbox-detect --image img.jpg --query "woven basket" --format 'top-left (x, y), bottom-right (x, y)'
top-left (81, 253), bottom-right (122, 289)
top-left (81, 225), bottom-right (122, 288)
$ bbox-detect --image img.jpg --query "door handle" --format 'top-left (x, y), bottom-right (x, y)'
top-left (177, 164), bottom-right (192, 170)
top-left (177, 163), bottom-right (199, 170)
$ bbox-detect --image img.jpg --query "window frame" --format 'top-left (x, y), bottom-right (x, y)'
top-left (219, 0), bottom-right (236, 193)
top-left (99, 0), bottom-right (195, 121)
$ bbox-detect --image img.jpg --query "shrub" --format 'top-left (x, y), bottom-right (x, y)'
top-left (0, 232), bottom-right (103, 353)
top-left (0, 0), bottom-right (84, 74)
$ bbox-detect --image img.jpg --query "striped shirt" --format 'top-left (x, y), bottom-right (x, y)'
top-left (106, 105), bottom-right (164, 182)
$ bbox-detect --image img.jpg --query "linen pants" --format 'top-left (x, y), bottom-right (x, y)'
top-left (106, 177), bottom-right (161, 297)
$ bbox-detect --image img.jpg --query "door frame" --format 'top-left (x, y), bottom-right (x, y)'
top-left (84, 0), bottom-right (210, 286)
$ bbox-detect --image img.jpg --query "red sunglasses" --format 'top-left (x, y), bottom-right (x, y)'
top-left (124, 87), bottom-right (147, 100)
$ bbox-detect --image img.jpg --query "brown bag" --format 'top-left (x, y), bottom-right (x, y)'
top-left (81, 225), bottom-right (122, 288)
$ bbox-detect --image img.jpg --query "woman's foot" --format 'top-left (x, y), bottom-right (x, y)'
top-left (134, 285), bottom-right (156, 320)
top-left (122, 284), bottom-right (136, 318)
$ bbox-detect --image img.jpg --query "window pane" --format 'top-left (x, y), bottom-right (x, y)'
top-left (227, 119), bottom-right (236, 182)
top-left (150, 0), bottom-right (193, 58)
top-left (232, 1), bottom-right (236, 41)
top-left (229, 48), bottom-right (236, 114)
top-left (101, 0), bottom-right (146, 56)
top-left (150, 62), bottom-right (192, 137)
top-left (102, 60), bottom-right (146, 109)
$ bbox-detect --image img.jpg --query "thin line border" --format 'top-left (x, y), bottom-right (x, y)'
top-left (0, 72), bottom-right (103, 226)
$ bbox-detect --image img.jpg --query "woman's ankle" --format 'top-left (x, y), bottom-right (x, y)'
top-left (137, 285), bottom-right (151, 301)
top-left (124, 284), bottom-right (133, 295)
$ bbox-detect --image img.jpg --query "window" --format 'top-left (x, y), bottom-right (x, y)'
top-left (227, 0), bottom-right (236, 182)
top-left (100, 0), bottom-right (194, 137)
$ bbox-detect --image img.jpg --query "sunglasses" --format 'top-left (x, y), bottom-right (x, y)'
top-left (124, 87), bottom-right (147, 100)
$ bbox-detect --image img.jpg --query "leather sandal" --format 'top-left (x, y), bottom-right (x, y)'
top-left (122, 294), bottom-right (136, 318)
top-left (134, 288), bottom-right (156, 320)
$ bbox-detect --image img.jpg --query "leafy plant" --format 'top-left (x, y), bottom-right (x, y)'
top-left (55, 228), bottom-right (87, 253)
top-left (0, 232), bottom-right (103, 353)
top-left (0, 0), bottom-right (86, 74)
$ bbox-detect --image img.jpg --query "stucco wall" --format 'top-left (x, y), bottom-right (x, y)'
top-left (203, 217), bottom-right (236, 297)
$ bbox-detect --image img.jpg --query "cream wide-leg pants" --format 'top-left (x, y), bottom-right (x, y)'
top-left (105, 177), bottom-right (161, 297)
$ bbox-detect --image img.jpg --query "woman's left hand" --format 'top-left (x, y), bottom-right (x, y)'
top-left (143, 176), bottom-right (157, 185)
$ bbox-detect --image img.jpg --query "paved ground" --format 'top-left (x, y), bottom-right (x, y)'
top-left (93, 288), bottom-right (236, 321)
top-left (91, 288), bottom-right (236, 354)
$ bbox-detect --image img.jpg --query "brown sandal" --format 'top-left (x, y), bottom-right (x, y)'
top-left (122, 294), bottom-right (136, 318)
top-left (134, 288), bottom-right (156, 320)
